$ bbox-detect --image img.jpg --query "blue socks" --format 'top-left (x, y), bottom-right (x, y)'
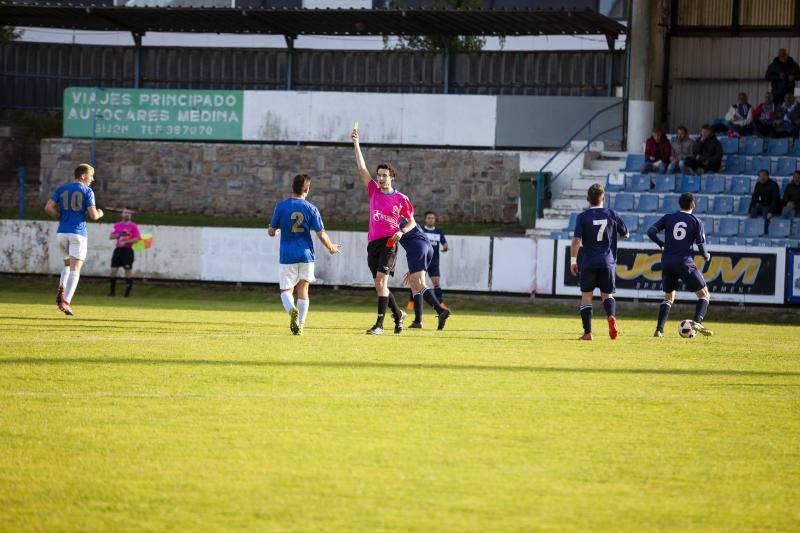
top-left (602, 297), bottom-right (616, 318)
top-left (580, 304), bottom-right (592, 334)
top-left (694, 297), bottom-right (709, 323)
top-left (656, 300), bottom-right (671, 331)
top-left (421, 288), bottom-right (445, 315)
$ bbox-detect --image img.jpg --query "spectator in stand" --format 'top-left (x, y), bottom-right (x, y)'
top-left (715, 92), bottom-right (753, 135)
top-left (684, 125), bottom-right (723, 174)
top-left (749, 169), bottom-right (782, 231)
top-left (774, 93), bottom-right (800, 138)
top-left (667, 126), bottom-right (692, 174)
top-left (640, 128), bottom-right (671, 174)
top-left (765, 48), bottom-right (800, 105)
top-left (753, 92), bottom-right (778, 137)
top-left (782, 170), bottom-right (800, 219)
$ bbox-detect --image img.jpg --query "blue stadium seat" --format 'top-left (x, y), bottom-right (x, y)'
top-left (749, 155), bottom-right (772, 175)
top-left (711, 196), bottom-right (734, 215)
top-left (643, 215), bottom-right (661, 230)
top-left (702, 174), bottom-right (726, 194)
top-left (627, 234), bottom-right (645, 242)
top-left (791, 140), bottom-right (800, 157)
top-left (716, 218), bottom-right (739, 237)
top-left (741, 218), bottom-right (765, 237)
top-left (605, 172), bottom-right (626, 192)
top-left (767, 137), bottom-right (790, 156)
top-left (743, 136), bottom-right (765, 155)
top-left (722, 155), bottom-right (745, 174)
top-left (679, 174), bottom-right (701, 193)
top-left (794, 222), bottom-right (800, 238)
top-left (653, 175), bottom-right (675, 193)
top-left (613, 193), bottom-right (635, 212)
top-left (750, 238), bottom-right (777, 247)
top-left (730, 175), bottom-right (751, 195)
top-left (788, 239), bottom-right (800, 247)
top-left (780, 177), bottom-right (791, 195)
top-left (694, 196), bottom-right (708, 214)
top-left (637, 194), bottom-right (659, 213)
top-left (775, 157), bottom-right (797, 177)
top-left (721, 237), bottom-right (748, 245)
top-left (706, 236), bottom-right (721, 244)
top-left (622, 214), bottom-right (639, 233)
top-left (663, 195), bottom-right (680, 212)
top-left (622, 154), bottom-right (646, 172)
top-left (719, 136), bottom-right (739, 155)
top-left (735, 197), bottom-right (750, 215)
top-left (630, 173), bottom-right (650, 192)
top-left (567, 212), bottom-right (579, 231)
top-left (768, 218), bottom-right (791, 238)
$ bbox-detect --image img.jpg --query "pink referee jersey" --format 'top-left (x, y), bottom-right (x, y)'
top-left (367, 180), bottom-right (413, 242)
top-left (112, 221), bottom-right (141, 249)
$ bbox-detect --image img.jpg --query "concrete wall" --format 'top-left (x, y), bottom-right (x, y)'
top-left (0, 220), bottom-right (538, 293)
top-left (38, 138), bottom-right (520, 224)
top-left (495, 96), bottom-right (623, 148)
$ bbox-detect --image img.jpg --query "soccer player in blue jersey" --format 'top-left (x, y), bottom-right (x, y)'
top-left (569, 184), bottom-right (629, 341)
top-left (44, 164), bottom-right (105, 316)
top-left (268, 174), bottom-right (341, 335)
top-left (400, 218), bottom-right (451, 331)
top-left (646, 192), bottom-right (714, 338)
top-left (407, 211), bottom-right (450, 311)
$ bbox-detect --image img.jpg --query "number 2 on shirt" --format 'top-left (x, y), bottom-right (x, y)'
top-left (291, 212), bottom-right (305, 232)
top-left (60, 190), bottom-right (83, 211)
top-left (592, 219), bottom-right (608, 241)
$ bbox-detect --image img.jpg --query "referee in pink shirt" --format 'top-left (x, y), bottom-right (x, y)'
top-left (108, 208), bottom-right (141, 297)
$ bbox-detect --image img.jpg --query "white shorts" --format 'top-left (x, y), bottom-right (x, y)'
top-left (57, 233), bottom-right (88, 261)
top-left (279, 263), bottom-right (315, 290)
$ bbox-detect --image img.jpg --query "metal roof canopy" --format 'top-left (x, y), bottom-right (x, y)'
top-left (0, 3), bottom-right (625, 38)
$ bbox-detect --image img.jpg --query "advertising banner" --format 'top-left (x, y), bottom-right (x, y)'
top-left (554, 240), bottom-right (786, 304)
top-left (63, 88), bottom-right (244, 140)
top-left (787, 249), bottom-right (800, 303)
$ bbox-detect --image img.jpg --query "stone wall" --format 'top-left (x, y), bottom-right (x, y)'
top-left (38, 139), bottom-right (520, 223)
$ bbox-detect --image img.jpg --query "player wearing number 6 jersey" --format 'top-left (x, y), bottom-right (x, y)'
top-left (268, 174), bottom-right (342, 335)
top-left (44, 164), bottom-right (104, 316)
top-left (570, 184), bottom-right (629, 341)
top-left (646, 192), bottom-right (713, 338)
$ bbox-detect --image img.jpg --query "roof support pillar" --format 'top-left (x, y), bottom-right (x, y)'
top-left (132, 32), bottom-right (144, 88)
top-left (285, 34), bottom-right (296, 91)
top-left (626, 0), bottom-right (653, 153)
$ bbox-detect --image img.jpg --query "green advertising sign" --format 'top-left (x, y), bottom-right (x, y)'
top-left (63, 88), bottom-right (244, 140)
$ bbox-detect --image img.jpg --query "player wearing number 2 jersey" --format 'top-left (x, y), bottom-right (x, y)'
top-left (570, 184), bottom-right (629, 341)
top-left (269, 174), bottom-right (341, 335)
top-left (44, 164), bottom-right (104, 316)
top-left (646, 192), bottom-right (713, 337)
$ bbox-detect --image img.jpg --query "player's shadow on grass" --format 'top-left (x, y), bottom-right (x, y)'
top-left (1, 357), bottom-right (799, 378)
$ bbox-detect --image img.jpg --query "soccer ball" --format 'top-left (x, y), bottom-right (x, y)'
top-left (678, 319), bottom-right (696, 338)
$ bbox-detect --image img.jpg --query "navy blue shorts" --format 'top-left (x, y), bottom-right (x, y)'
top-left (662, 260), bottom-right (706, 293)
top-left (579, 265), bottom-right (615, 294)
top-left (427, 258), bottom-right (441, 278)
top-left (403, 237), bottom-right (433, 274)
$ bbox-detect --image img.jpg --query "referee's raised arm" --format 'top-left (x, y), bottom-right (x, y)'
top-left (351, 129), bottom-right (372, 187)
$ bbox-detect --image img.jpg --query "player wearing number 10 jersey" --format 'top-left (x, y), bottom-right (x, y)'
top-left (44, 163), bottom-right (104, 316)
top-left (570, 184), bottom-right (629, 341)
top-left (268, 174), bottom-right (341, 335)
top-left (646, 192), bottom-right (713, 337)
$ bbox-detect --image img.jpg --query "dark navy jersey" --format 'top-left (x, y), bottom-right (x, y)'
top-left (651, 211), bottom-right (705, 264)
top-left (422, 226), bottom-right (447, 260)
top-left (573, 207), bottom-right (628, 268)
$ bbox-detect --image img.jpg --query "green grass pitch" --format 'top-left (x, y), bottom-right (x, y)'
top-left (1, 278), bottom-right (799, 531)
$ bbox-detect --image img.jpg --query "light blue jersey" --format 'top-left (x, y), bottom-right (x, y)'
top-left (270, 198), bottom-right (324, 264)
top-left (50, 182), bottom-right (96, 237)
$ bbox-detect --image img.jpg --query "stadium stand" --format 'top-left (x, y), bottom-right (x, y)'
top-left (553, 134), bottom-right (800, 247)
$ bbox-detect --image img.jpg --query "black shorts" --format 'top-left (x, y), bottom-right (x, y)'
top-left (662, 260), bottom-right (706, 293)
top-left (427, 259), bottom-right (441, 278)
top-left (367, 237), bottom-right (398, 278)
top-left (579, 265), bottom-right (615, 294)
top-left (111, 247), bottom-right (135, 269)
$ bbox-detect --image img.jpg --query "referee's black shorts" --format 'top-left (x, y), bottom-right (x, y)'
top-left (367, 236), bottom-right (398, 278)
top-left (111, 247), bottom-right (135, 270)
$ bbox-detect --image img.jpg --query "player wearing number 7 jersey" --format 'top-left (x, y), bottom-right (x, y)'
top-left (570, 184), bottom-right (629, 341)
top-left (44, 164), bottom-right (104, 316)
top-left (268, 174), bottom-right (341, 335)
top-left (646, 192), bottom-right (713, 338)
